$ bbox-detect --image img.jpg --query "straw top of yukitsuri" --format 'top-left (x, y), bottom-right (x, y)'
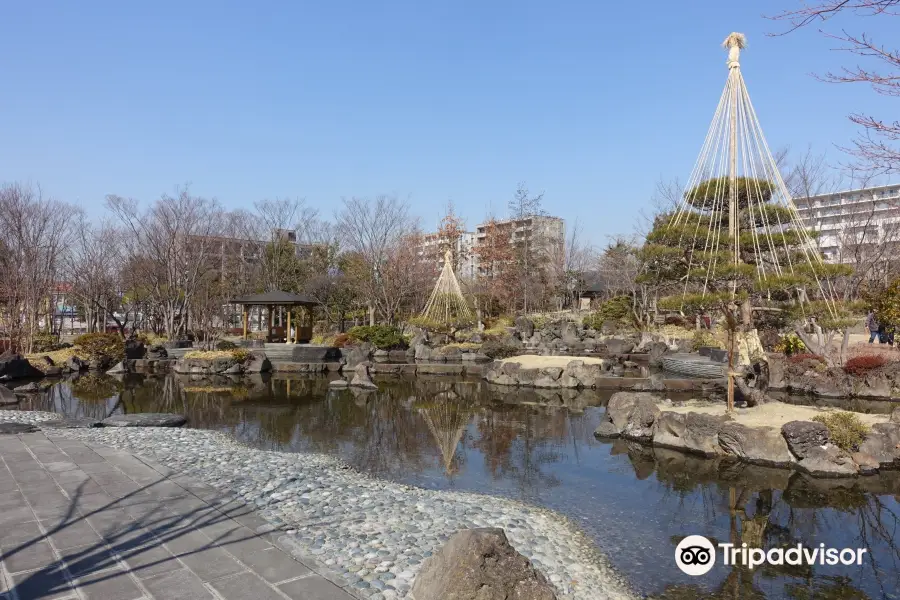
top-left (421, 249), bottom-right (473, 325)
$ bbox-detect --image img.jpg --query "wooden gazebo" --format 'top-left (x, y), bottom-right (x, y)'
top-left (230, 291), bottom-right (317, 343)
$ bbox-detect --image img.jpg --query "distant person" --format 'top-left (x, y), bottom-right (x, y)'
top-left (867, 310), bottom-right (880, 343)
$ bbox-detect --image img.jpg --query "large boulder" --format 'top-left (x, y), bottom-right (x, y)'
top-left (514, 316), bottom-right (535, 339)
top-left (0, 384), bottom-right (18, 405)
top-left (410, 528), bottom-right (556, 600)
top-left (781, 421), bottom-right (830, 459)
top-left (565, 360), bottom-right (605, 389)
top-left (604, 392), bottom-right (661, 440)
top-left (648, 341), bottom-right (669, 367)
top-left (533, 367), bottom-right (563, 389)
top-left (0, 353), bottom-right (42, 381)
top-left (560, 322), bottom-right (581, 346)
top-left (291, 346), bottom-right (341, 362)
top-left (796, 445), bottom-right (859, 478)
top-left (146, 345), bottom-right (169, 359)
top-left (124, 339), bottom-right (146, 359)
top-left (602, 337), bottom-right (635, 356)
top-left (342, 343), bottom-right (373, 368)
top-left (244, 351), bottom-right (271, 373)
top-left (349, 362), bottom-right (378, 390)
top-left (717, 423), bottom-right (796, 466)
top-left (102, 413), bottom-right (187, 427)
top-left (858, 422), bottom-right (900, 469)
top-left (652, 411), bottom-right (728, 457)
top-left (65, 355), bottom-right (87, 372)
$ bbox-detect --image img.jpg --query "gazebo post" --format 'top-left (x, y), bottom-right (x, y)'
top-left (286, 308), bottom-right (292, 344)
top-left (242, 308), bottom-right (248, 340)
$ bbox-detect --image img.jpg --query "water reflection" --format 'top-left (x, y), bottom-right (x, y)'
top-left (15, 374), bottom-right (900, 599)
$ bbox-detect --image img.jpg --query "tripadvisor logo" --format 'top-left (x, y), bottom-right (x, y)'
top-left (675, 535), bottom-right (868, 576)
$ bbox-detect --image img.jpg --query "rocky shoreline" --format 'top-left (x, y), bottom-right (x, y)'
top-left (594, 392), bottom-right (900, 478)
top-left (0, 409), bottom-right (634, 600)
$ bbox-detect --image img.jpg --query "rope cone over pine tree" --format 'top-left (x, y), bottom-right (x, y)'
top-left (639, 33), bottom-right (854, 410)
top-left (421, 250), bottom-right (474, 325)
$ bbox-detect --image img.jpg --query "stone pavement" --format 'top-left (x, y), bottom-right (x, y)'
top-left (0, 431), bottom-right (358, 600)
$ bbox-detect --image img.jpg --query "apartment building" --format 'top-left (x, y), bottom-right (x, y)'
top-left (419, 231), bottom-right (478, 279)
top-left (792, 183), bottom-right (900, 262)
top-left (473, 215), bottom-right (565, 276)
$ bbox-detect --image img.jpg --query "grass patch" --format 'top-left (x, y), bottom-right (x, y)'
top-left (183, 349), bottom-right (250, 362)
top-left (812, 412), bottom-right (870, 452)
top-left (26, 347), bottom-right (85, 366)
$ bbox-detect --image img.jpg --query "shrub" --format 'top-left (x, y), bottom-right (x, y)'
top-left (691, 329), bottom-right (724, 351)
top-left (183, 349), bottom-right (250, 362)
top-left (73, 332), bottom-right (125, 362)
top-left (332, 333), bottom-right (350, 348)
top-left (812, 412), bottom-right (870, 452)
top-left (843, 354), bottom-right (888, 377)
top-left (32, 332), bottom-right (60, 353)
top-left (773, 333), bottom-right (806, 356)
top-left (582, 312), bottom-right (604, 331)
top-left (347, 325), bottom-right (407, 350)
top-left (788, 353), bottom-right (827, 365)
top-left (216, 340), bottom-right (238, 351)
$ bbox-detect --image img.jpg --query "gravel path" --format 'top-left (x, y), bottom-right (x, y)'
top-left (0, 410), bottom-right (635, 600)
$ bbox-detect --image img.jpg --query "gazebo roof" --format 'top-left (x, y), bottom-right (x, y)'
top-left (230, 290), bottom-right (317, 306)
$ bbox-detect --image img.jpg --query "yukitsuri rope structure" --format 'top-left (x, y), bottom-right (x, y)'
top-left (421, 249), bottom-right (474, 324)
top-left (665, 33), bottom-right (839, 409)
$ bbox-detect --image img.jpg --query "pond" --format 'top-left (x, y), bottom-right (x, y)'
top-left (13, 373), bottom-right (900, 599)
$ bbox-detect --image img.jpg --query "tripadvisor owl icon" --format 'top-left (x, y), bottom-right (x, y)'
top-left (675, 535), bottom-right (716, 576)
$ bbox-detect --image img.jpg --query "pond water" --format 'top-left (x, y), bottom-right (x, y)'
top-left (13, 373), bottom-right (900, 599)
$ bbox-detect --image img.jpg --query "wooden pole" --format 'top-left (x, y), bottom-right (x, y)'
top-left (286, 309), bottom-right (292, 344)
top-left (242, 308), bottom-right (248, 340)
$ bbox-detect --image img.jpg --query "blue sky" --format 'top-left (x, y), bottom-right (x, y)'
top-left (0, 1), bottom-right (895, 244)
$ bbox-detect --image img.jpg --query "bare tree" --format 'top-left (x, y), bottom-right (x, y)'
top-left (250, 197), bottom-right (318, 292)
top-left (335, 195), bottom-right (419, 324)
top-left (106, 188), bottom-right (225, 339)
top-left (507, 182), bottom-right (547, 313)
top-left (770, 1), bottom-right (900, 174)
top-left (0, 183), bottom-right (75, 352)
top-left (555, 219), bottom-right (595, 310)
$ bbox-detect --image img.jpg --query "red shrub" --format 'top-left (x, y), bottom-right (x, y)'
top-left (332, 333), bottom-right (350, 348)
top-left (788, 353), bottom-right (826, 364)
top-left (843, 354), bottom-right (888, 377)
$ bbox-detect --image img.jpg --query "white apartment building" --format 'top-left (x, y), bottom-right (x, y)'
top-left (419, 231), bottom-right (478, 279)
top-left (792, 183), bottom-right (900, 262)
top-left (474, 215), bottom-right (565, 276)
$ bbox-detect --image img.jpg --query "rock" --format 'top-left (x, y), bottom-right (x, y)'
top-left (781, 421), bottom-right (830, 459)
top-left (291, 345), bottom-right (341, 362)
top-left (565, 360), bottom-right (605, 389)
top-left (533, 367), bottom-right (563, 389)
top-left (0, 384), bottom-right (18, 405)
top-left (593, 421), bottom-right (620, 438)
top-left (717, 422), bottom-right (796, 466)
top-left (409, 528), bottom-right (556, 600)
top-left (0, 422), bottom-right (39, 434)
top-left (648, 341), bottom-right (669, 367)
top-left (604, 392), bottom-right (661, 440)
top-left (342, 343), bottom-right (373, 368)
top-left (42, 366), bottom-right (63, 377)
top-left (891, 407), bottom-right (900, 424)
top-left (223, 363), bottom-right (243, 374)
top-left (329, 379), bottom-right (349, 389)
top-left (602, 337), bottom-right (635, 356)
top-left (652, 411), bottom-right (728, 457)
top-left (0, 353), bottom-right (43, 381)
top-left (107, 361), bottom-right (127, 374)
top-left (43, 418), bottom-right (103, 429)
top-left (514, 316), bottom-right (534, 339)
top-left (244, 352), bottom-right (271, 373)
top-left (350, 362), bottom-right (378, 390)
top-left (146, 345), bottom-right (169, 359)
top-left (857, 422), bottom-right (900, 469)
top-left (65, 356), bottom-right (87, 372)
top-left (796, 445), bottom-right (859, 478)
top-left (102, 413), bottom-right (187, 427)
top-left (852, 451), bottom-right (880, 474)
top-left (560, 322), bottom-right (581, 346)
top-left (125, 339), bottom-right (146, 359)
top-left (14, 382), bottom-right (41, 394)
top-left (373, 349), bottom-right (389, 359)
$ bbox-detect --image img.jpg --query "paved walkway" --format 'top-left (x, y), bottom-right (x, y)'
top-left (0, 431), bottom-right (357, 600)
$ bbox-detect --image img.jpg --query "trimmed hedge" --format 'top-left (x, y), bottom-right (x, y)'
top-left (73, 333), bottom-right (125, 362)
top-left (347, 325), bottom-right (407, 350)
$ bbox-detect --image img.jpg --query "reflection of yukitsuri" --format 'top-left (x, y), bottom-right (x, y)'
top-left (416, 389), bottom-right (475, 474)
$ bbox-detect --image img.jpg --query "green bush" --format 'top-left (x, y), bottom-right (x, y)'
top-left (73, 332), bottom-right (125, 362)
top-left (584, 296), bottom-right (633, 330)
top-left (691, 329), bottom-right (724, 351)
top-left (774, 333), bottom-right (806, 356)
top-left (812, 412), bottom-right (870, 452)
top-left (347, 325), bottom-right (407, 350)
top-left (216, 340), bottom-right (238, 351)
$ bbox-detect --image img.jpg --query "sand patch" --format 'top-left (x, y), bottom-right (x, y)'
top-left (499, 355), bottom-right (606, 369)
top-left (662, 401), bottom-right (888, 428)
